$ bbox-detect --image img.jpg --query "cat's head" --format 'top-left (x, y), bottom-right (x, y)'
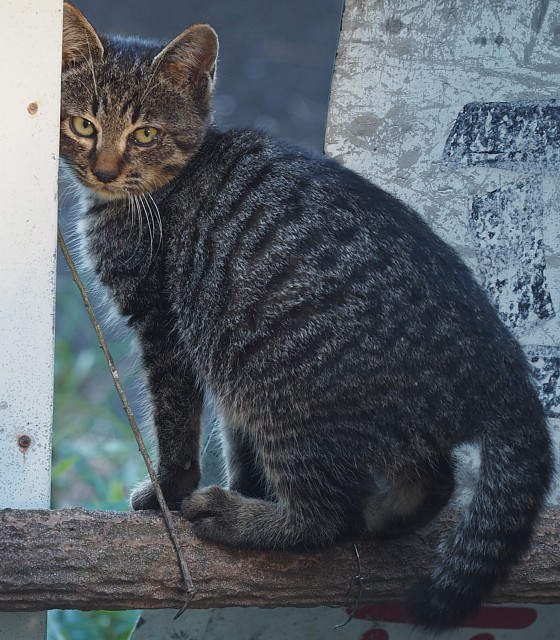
top-left (60, 3), bottom-right (218, 201)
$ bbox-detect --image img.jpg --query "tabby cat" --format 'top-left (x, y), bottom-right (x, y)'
top-left (60, 3), bottom-right (552, 630)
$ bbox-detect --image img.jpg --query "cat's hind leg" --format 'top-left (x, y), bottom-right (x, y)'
top-left (221, 424), bottom-right (270, 499)
top-left (181, 484), bottom-right (356, 550)
top-left (182, 422), bottom-right (371, 550)
top-left (364, 453), bottom-right (456, 539)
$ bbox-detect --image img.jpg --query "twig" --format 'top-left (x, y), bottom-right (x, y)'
top-left (57, 225), bottom-right (196, 612)
top-left (332, 544), bottom-right (364, 630)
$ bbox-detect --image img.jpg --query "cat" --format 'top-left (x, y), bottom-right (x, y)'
top-left (60, 2), bottom-right (552, 630)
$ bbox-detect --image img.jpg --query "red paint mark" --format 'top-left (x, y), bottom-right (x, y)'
top-left (360, 630), bottom-right (389, 640)
top-left (470, 634), bottom-right (495, 640)
top-left (463, 606), bottom-right (537, 629)
top-left (350, 603), bottom-right (537, 629)
top-left (351, 603), bottom-right (409, 624)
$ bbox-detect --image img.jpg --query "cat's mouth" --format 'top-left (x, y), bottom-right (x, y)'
top-left (70, 161), bottom-right (174, 202)
top-left (87, 182), bottom-right (128, 201)
top-left (84, 178), bottom-right (147, 202)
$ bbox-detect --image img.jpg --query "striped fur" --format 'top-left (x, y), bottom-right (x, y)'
top-left (60, 4), bottom-right (552, 630)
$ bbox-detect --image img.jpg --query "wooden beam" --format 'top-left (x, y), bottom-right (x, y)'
top-left (1, 507), bottom-right (560, 612)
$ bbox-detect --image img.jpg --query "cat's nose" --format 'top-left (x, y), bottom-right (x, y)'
top-left (93, 167), bottom-right (119, 183)
top-left (92, 151), bottom-right (121, 183)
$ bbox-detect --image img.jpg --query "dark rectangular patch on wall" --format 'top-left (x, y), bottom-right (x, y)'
top-left (469, 180), bottom-right (555, 332)
top-left (443, 100), bottom-right (560, 174)
top-left (527, 345), bottom-right (560, 418)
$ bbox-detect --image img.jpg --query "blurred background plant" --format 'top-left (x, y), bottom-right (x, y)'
top-left (52, 270), bottom-right (142, 512)
top-left (50, 238), bottom-right (143, 639)
top-left (50, 1), bottom-right (342, 637)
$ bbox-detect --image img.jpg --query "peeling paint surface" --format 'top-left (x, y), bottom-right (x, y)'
top-left (444, 100), bottom-right (560, 173)
top-left (325, 0), bottom-right (560, 503)
top-left (528, 345), bottom-right (560, 418)
top-left (469, 178), bottom-right (555, 333)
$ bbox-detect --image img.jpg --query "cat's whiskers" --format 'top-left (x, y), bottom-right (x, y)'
top-left (138, 193), bottom-right (155, 263)
top-left (145, 192), bottom-right (163, 256)
top-left (117, 191), bottom-right (163, 268)
top-left (134, 195), bottom-right (147, 263)
top-left (123, 195), bottom-right (138, 249)
top-left (58, 180), bottom-right (81, 210)
top-left (121, 195), bottom-right (144, 267)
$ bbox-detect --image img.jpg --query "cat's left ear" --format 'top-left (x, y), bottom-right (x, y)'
top-left (152, 24), bottom-right (219, 94)
top-left (62, 3), bottom-right (104, 69)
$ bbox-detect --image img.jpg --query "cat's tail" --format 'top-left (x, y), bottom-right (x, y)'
top-left (406, 392), bottom-right (552, 630)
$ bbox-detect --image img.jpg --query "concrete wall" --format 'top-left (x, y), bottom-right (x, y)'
top-left (324, 1), bottom-right (560, 638)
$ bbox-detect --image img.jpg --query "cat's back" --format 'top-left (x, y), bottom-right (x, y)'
top-left (166, 127), bottom-right (459, 302)
top-left (167, 128), bottom-right (492, 324)
top-left (165, 127), bottom-right (403, 343)
top-left (165, 128), bottom-right (524, 411)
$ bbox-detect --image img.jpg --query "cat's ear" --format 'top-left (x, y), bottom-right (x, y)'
top-left (152, 25), bottom-right (219, 93)
top-left (62, 3), bottom-right (104, 70)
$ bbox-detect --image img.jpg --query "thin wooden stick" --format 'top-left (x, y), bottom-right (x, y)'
top-left (57, 226), bottom-right (195, 612)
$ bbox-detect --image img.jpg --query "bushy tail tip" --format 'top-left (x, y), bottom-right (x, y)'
top-left (405, 398), bottom-right (552, 631)
top-left (406, 573), bottom-right (487, 630)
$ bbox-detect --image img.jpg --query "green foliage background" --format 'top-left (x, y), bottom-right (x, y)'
top-left (48, 267), bottom-right (145, 639)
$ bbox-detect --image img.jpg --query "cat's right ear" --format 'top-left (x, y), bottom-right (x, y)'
top-left (62, 3), bottom-right (104, 70)
top-left (152, 24), bottom-right (219, 95)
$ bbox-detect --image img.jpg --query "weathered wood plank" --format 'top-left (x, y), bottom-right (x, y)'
top-left (1, 507), bottom-right (559, 612)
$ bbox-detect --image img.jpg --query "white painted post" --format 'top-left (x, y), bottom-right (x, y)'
top-left (0, 0), bottom-right (62, 638)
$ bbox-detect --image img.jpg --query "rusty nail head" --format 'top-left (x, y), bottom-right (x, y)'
top-left (18, 435), bottom-right (32, 449)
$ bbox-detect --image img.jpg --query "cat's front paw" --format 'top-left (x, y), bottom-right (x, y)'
top-left (131, 463), bottom-right (201, 511)
top-left (130, 476), bottom-right (183, 511)
top-left (181, 486), bottom-right (238, 544)
top-left (130, 477), bottom-right (165, 510)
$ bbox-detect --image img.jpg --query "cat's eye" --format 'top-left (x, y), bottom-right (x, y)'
top-left (70, 116), bottom-right (97, 138)
top-left (131, 126), bottom-right (159, 146)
